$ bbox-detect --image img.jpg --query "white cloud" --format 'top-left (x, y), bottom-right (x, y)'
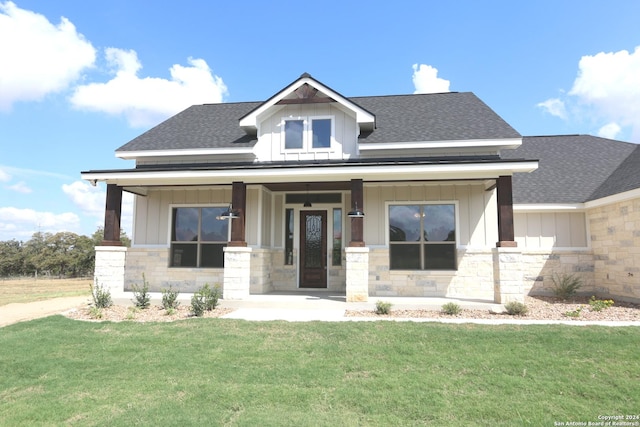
top-left (0, 206), bottom-right (81, 240)
top-left (598, 122), bottom-right (622, 139)
top-left (7, 181), bottom-right (32, 194)
top-left (0, 168), bottom-right (11, 182)
top-left (0, 1), bottom-right (95, 111)
top-left (412, 64), bottom-right (450, 94)
top-left (62, 180), bottom-right (134, 237)
top-left (62, 180), bottom-right (104, 218)
top-left (70, 48), bottom-right (228, 127)
top-left (540, 46), bottom-right (640, 142)
top-left (537, 98), bottom-right (567, 120)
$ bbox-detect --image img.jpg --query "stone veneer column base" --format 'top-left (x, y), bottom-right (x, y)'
top-left (223, 246), bottom-right (252, 300)
top-left (346, 247), bottom-right (369, 302)
top-left (94, 246), bottom-right (127, 299)
top-left (493, 247), bottom-right (524, 303)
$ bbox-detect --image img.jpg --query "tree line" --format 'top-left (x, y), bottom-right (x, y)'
top-left (0, 228), bottom-right (130, 278)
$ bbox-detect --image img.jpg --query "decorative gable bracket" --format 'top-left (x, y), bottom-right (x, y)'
top-left (239, 73), bottom-right (375, 135)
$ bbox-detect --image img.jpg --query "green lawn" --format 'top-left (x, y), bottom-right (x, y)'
top-left (1, 317), bottom-right (639, 426)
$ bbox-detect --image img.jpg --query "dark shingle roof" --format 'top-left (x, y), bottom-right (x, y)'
top-left (117, 102), bottom-right (262, 151)
top-left (354, 93), bottom-right (520, 142)
top-left (116, 92), bottom-right (520, 152)
top-left (503, 135), bottom-right (639, 204)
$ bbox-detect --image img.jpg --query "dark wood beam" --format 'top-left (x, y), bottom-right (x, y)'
top-left (349, 179), bottom-right (365, 247)
top-left (229, 181), bottom-right (247, 247)
top-left (276, 97), bottom-right (335, 105)
top-left (103, 184), bottom-right (122, 246)
top-left (496, 176), bottom-right (517, 247)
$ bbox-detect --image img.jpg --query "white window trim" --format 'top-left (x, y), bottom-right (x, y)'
top-left (280, 115), bottom-right (335, 154)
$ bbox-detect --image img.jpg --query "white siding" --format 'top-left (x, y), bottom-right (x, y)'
top-left (253, 104), bottom-right (358, 162)
top-left (363, 183), bottom-right (497, 247)
top-left (514, 212), bottom-right (588, 248)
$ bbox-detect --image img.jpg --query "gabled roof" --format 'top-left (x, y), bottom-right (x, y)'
top-left (116, 91), bottom-right (520, 154)
top-left (238, 73), bottom-right (376, 133)
top-left (503, 135), bottom-right (640, 204)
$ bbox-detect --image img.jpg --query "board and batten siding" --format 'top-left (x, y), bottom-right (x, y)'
top-left (133, 187), bottom-right (233, 245)
top-left (362, 183), bottom-right (498, 247)
top-left (514, 212), bottom-right (588, 248)
top-left (253, 104), bottom-right (358, 162)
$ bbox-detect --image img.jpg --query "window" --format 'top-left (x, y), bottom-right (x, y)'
top-left (312, 118), bottom-right (331, 148)
top-left (389, 204), bottom-right (456, 270)
top-left (284, 120), bottom-right (303, 149)
top-left (170, 207), bottom-right (228, 268)
top-left (332, 208), bottom-right (342, 266)
top-left (285, 208), bottom-right (294, 265)
top-left (282, 116), bottom-right (333, 151)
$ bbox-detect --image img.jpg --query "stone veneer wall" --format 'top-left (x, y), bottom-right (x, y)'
top-left (124, 247), bottom-right (224, 293)
top-left (368, 248), bottom-right (495, 300)
top-left (368, 247), bottom-right (598, 301)
top-left (520, 251), bottom-right (595, 296)
top-left (249, 248), bottom-right (274, 294)
top-left (588, 197), bottom-right (640, 302)
top-left (270, 249), bottom-right (347, 292)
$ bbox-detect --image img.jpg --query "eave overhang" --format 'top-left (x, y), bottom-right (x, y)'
top-left (82, 159), bottom-right (538, 187)
top-left (359, 138), bottom-right (522, 151)
top-left (115, 147), bottom-right (255, 160)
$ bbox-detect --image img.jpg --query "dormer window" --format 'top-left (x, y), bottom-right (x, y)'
top-left (282, 116), bottom-right (334, 152)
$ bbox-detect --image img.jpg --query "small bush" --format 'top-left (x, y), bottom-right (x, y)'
top-left (90, 279), bottom-right (112, 309)
top-left (504, 301), bottom-right (528, 316)
top-left (589, 296), bottom-right (614, 312)
top-left (564, 306), bottom-right (583, 318)
top-left (126, 307), bottom-right (138, 320)
top-left (131, 274), bottom-right (151, 309)
top-left (375, 300), bottom-right (392, 315)
top-left (551, 273), bottom-right (582, 300)
top-left (191, 284), bottom-right (220, 317)
top-left (161, 286), bottom-right (180, 310)
top-left (88, 306), bottom-right (103, 319)
top-left (441, 302), bottom-right (462, 315)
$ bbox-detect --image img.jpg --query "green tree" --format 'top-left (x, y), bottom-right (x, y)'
top-left (0, 239), bottom-right (25, 277)
top-left (91, 227), bottom-right (131, 247)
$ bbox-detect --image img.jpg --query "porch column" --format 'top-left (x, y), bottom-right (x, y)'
top-left (103, 184), bottom-right (122, 246)
top-left (493, 176), bottom-right (523, 303)
top-left (229, 181), bottom-right (247, 247)
top-left (223, 181), bottom-right (250, 299)
top-left (496, 176), bottom-right (516, 247)
top-left (346, 178), bottom-right (368, 302)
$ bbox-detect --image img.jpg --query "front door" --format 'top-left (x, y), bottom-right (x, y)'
top-left (300, 210), bottom-right (327, 288)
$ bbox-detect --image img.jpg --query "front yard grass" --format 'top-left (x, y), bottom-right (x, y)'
top-left (0, 277), bottom-right (91, 306)
top-left (1, 317), bottom-right (639, 426)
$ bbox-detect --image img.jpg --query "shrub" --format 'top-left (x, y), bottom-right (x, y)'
top-left (375, 300), bottom-right (392, 315)
top-left (441, 302), bottom-right (462, 315)
top-left (161, 286), bottom-right (180, 310)
top-left (191, 284), bottom-right (220, 317)
top-left (126, 307), bottom-right (138, 320)
top-left (90, 279), bottom-right (112, 309)
top-left (551, 273), bottom-right (582, 300)
top-left (589, 296), bottom-right (614, 312)
top-left (504, 301), bottom-right (528, 316)
top-left (88, 306), bottom-right (103, 319)
top-left (131, 274), bottom-right (151, 309)
top-left (564, 306), bottom-right (583, 318)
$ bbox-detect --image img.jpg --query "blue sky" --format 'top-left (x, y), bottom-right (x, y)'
top-left (2, 0), bottom-right (640, 242)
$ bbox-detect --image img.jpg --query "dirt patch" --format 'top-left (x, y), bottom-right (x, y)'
top-left (346, 296), bottom-right (640, 322)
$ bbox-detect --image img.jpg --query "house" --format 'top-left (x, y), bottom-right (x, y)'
top-left (82, 73), bottom-right (640, 304)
